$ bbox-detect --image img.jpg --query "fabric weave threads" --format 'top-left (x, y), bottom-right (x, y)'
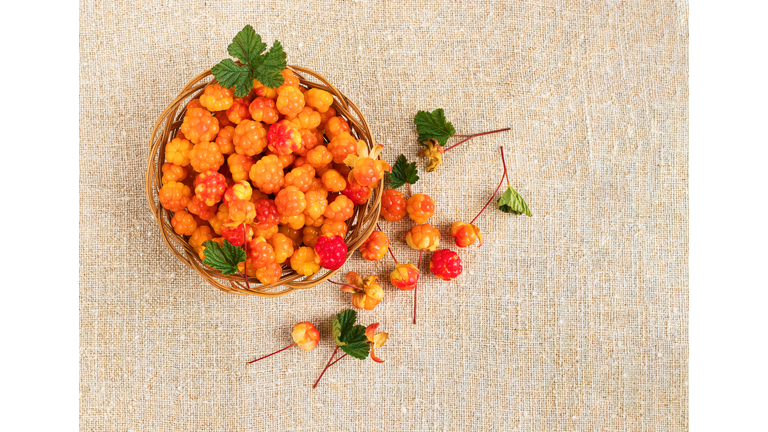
top-left (80, 0), bottom-right (688, 430)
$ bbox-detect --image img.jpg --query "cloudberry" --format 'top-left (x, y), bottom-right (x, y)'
top-left (303, 190), bottom-right (328, 220)
top-left (216, 203), bottom-right (229, 223)
top-left (268, 151), bottom-right (297, 169)
top-left (324, 116), bottom-right (350, 141)
top-left (267, 120), bottom-right (303, 155)
top-left (247, 237), bottom-right (276, 268)
top-left (165, 137), bottom-right (194, 167)
top-left (321, 220), bottom-right (348, 238)
top-left (254, 198), bottom-right (280, 229)
top-left (324, 195), bottom-right (355, 222)
top-left (302, 225), bottom-right (322, 248)
top-left (188, 226), bottom-right (214, 253)
top-left (291, 322), bottom-right (321, 352)
top-left (189, 141), bottom-right (225, 173)
top-left (290, 247), bottom-right (320, 276)
top-left (293, 156), bottom-right (308, 168)
top-left (215, 111), bottom-right (234, 129)
top-left (380, 189), bottom-right (407, 221)
top-left (290, 107), bottom-right (321, 130)
top-left (321, 169), bottom-right (347, 192)
top-left (280, 69), bottom-right (301, 88)
top-left (226, 97), bottom-right (251, 124)
top-left (223, 180), bottom-right (253, 205)
top-left (171, 209), bottom-right (197, 236)
top-left (314, 235), bottom-right (347, 270)
top-left (279, 213), bottom-right (305, 230)
top-left (406, 223), bottom-right (441, 251)
top-left (314, 163), bottom-right (332, 178)
top-left (275, 186), bottom-right (307, 216)
top-left (390, 264), bottom-right (420, 291)
top-left (187, 195), bottom-right (217, 220)
top-left (327, 132), bottom-right (357, 164)
top-left (200, 83), bottom-right (234, 111)
top-left (295, 129), bottom-right (319, 156)
top-left (227, 154), bottom-right (254, 182)
top-left (221, 221), bottom-right (254, 246)
top-left (162, 163), bottom-right (188, 185)
top-left (276, 85), bottom-right (305, 117)
top-left (317, 106), bottom-right (337, 129)
top-left (430, 249), bottom-right (463, 281)
top-left (304, 88), bottom-right (333, 113)
top-left (180, 108), bottom-right (219, 144)
top-left (250, 155), bottom-right (284, 194)
top-left (252, 223), bottom-right (278, 240)
top-left (209, 214), bottom-right (223, 235)
top-left (284, 165), bottom-right (315, 192)
top-left (451, 221), bottom-right (483, 248)
top-left (186, 99), bottom-right (204, 111)
top-left (306, 145), bottom-right (333, 168)
top-left (194, 170), bottom-right (227, 206)
top-left (278, 225), bottom-right (302, 248)
top-left (269, 233), bottom-right (295, 264)
top-left (406, 193), bottom-right (435, 223)
top-left (345, 143), bottom-right (390, 187)
top-left (248, 97), bottom-right (279, 125)
top-left (233, 120), bottom-right (268, 156)
top-left (159, 181), bottom-right (192, 212)
top-left (304, 213), bottom-right (324, 228)
top-left (256, 262), bottom-right (282, 285)
top-left (228, 199), bottom-right (256, 225)
top-left (252, 79), bottom-right (277, 100)
top-left (342, 173), bottom-right (372, 205)
top-left (359, 230), bottom-right (389, 261)
top-left (238, 259), bottom-right (259, 277)
top-left (215, 125), bottom-right (236, 155)
top-left (340, 272), bottom-right (384, 311)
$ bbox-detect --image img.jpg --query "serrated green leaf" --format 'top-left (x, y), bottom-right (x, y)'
top-left (211, 59), bottom-right (253, 98)
top-left (414, 108), bottom-right (456, 146)
top-left (253, 41), bottom-right (286, 88)
top-left (332, 310), bottom-right (357, 347)
top-left (342, 324), bottom-right (367, 345)
top-left (388, 155), bottom-right (419, 189)
top-left (227, 25), bottom-right (266, 65)
top-left (201, 239), bottom-right (246, 275)
top-left (497, 186), bottom-right (532, 216)
top-left (341, 340), bottom-right (371, 360)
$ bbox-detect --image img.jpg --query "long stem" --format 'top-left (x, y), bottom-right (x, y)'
top-left (414, 250), bottom-right (423, 325)
top-left (470, 170), bottom-right (507, 225)
top-left (313, 346), bottom-right (339, 389)
top-left (443, 127), bottom-right (510, 152)
top-left (500, 146), bottom-right (511, 188)
top-left (377, 223), bottom-right (400, 265)
top-left (327, 353), bottom-right (348, 368)
top-left (328, 280), bottom-right (361, 291)
top-left (241, 223), bottom-right (250, 290)
top-left (247, 343), bottom-right (294, 364)
top-left (407, 183), bottom-right (413, 196)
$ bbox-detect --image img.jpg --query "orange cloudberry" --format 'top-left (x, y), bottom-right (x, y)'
top-left (406, 223), bottom-right (441, 251)
top-left (159, 181), bottom-right (192, 212)
top-left (278, 225), bottom-right (303, 248)
top-left (321, 220), bottom-right (348, 238)
top-left (248, 97), bottom-right (280, 125)
top-left (226, 97), bottom-right (251, 124)
top-left (304, 88), bottom-right (334, 113)
top-left (188, 226), bottom-right (214, 253)
top-left (321, 169), bottom-right (347, 192)
top-left (302, 225), bottom-right (322, 248)
top-left (247, 237), bottom-right (276, 268)
top-left (223, 180), bottom-right (253, 205)
top-left (276, 85), bottom-right (305, 117)
top-left (290, 107), bottom-right (322, 130)
top-left (256, 262), bottom-right (282, 285)
top-left (199, 83), bottom-right (234, 112)
top-left (284, 165), bottom-right (316, 193)
top-left (275, 186), bottom-right (307, 216)
top-left (359, 230), bottom-right (389, 261)
top-left (269, 233), bottom-right (295, 264)
top-left (327, 133), bottom-right (358, 164)
top-left (380, 189), bottom-right (407, 221)
top-left (189, 141), bottom-right (225, 173)
top-left (171, 209), bottom-right (197, 236)
top-left (324, 116), bottom-right (350, 141)
top-left (250, 154), bottom-right (285, 194)
top-left (345, 143), bottom-right (391, 187)
top-left (279, 213), bottom-right (306, 230)
top-left (233, 120), bottom-right (268, 156)
top-left (324, 195), bottom-right (355, 222)
top-left (180, 107), bottom-right (219, 144)
top-left (290, 247), bottom-right (320, 276)
top-left (227, 153), bottom-right (254, 182)
top-left (228, 199), bottom-right (256, 226)
top-left (306, 145), bottom-right (333, 168)
top-left (165, 137), bottom-right (193, 167)
top-left (215, 125), bottom-right (236, 155)
top-left (162, 163), bottom-right (188, 185)
top-left (194, 170), bottom-right (227, 206)
top-left (406, 193), bottom-right (435, 223)
top-left (267, 120), bottom-right (303, 155)
top-left (187, 195), bottom-right (217, 220)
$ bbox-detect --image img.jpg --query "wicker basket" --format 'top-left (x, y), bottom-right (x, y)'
top-left (146, 66), bottom-right (382, 297)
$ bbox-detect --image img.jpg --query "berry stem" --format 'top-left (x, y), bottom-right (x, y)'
top-left (377, 223), bottom-right (399, 265)
top-left (407, 183), bottom-right (413, 196)
top-left (247, 343), bottom-right (294, 364)
top-left (313, 346), bottom-right (339, 389)
top-left (443, 127), bottom-right (510, 152)
top-left (414, 250), bottom-right (424, 325)
top-left (240, 223), bottom-right (250, 290)
top-left (328, 280), bottom-right (360, 291)
top-left (327, 353), bottom-right (348, 368)
top-left (500, 145), bottom-right (512, 188)
top-left (470, 165), bottom-right (508, 225)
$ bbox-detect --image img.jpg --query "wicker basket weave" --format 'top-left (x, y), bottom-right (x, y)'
top-left (146, 66), bottom-right (382, 297)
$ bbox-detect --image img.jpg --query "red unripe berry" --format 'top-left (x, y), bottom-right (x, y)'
top-left (430, 249), bottom-right (463, 281)
top-left (314, 235), bottom-right (348, 270)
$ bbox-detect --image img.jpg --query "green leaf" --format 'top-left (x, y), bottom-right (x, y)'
top-left (497, 186), bottom-right (532, 216)
top-left (414, 108), bottom-right (456, 146)
top-left (332, 310), bottom-right (357, 347)
top-left (211, 59), bottom-right (253, 98)
top-left (341, 340), bottom-right (371, 360)
top-left (227, 25), bottom-right (266, 65)
top-left (388, 155), bottom-right (419, 189)
top-left (253, 41), bottom-right (287, 89)
top-left (200, 239), bottom-right (246, 275)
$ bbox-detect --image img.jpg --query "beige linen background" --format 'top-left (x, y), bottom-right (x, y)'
top-left (80, 0), bottom-right (688, 430)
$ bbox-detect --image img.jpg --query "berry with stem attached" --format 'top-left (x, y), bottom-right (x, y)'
top-left (248, 322), bottom-right (320, 364)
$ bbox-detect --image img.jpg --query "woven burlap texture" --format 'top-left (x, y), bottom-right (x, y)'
top-left (80, 1), bottom-right (688, 430)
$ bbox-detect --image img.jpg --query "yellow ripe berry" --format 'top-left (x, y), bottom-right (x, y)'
top-left (199, 83), bottom-right (234, 112)
top-left (304, 88), bottom-right (334, 113)
top-left (276, 86), bottom-right (305, 117)
top-left (269, 233), bottom-right (295, 264)
top-left (165, 137), bottom-right (193, 166)
top-left (290, 247), bottom-right (321, 276)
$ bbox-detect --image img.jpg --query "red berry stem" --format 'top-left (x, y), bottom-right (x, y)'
top-left (443, 127), bottom-right (510, 152)
top-left (377, 223), bottom-right (400, 265)
top-left (313, 346), bottom-right (339, 389)
top-left (407, 183), bottom-right (413, 196)
top-left (239, 223), bottom-right (251, 290)
top-left (328, 280), bottom-right (360, 291)
top-left (327, 353), bottom-right (348, 368)
top-left (247, 343), bottom-right (294, 364)
top-left (469, 152), bottom-right (508, 225)
top-left (500, 145), bottom-right (512, 188)
top-left (414, 249), bottom-right (424, 325)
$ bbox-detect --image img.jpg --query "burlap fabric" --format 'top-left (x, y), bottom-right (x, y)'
top-left (80, 1), bottom-right (688, 430)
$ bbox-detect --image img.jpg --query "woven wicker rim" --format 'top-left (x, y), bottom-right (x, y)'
top-left (146, 66), bottom-right (382, 297)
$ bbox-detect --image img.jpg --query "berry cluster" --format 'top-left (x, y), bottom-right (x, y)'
top-left (159, 72), bottom-right (388, 285)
